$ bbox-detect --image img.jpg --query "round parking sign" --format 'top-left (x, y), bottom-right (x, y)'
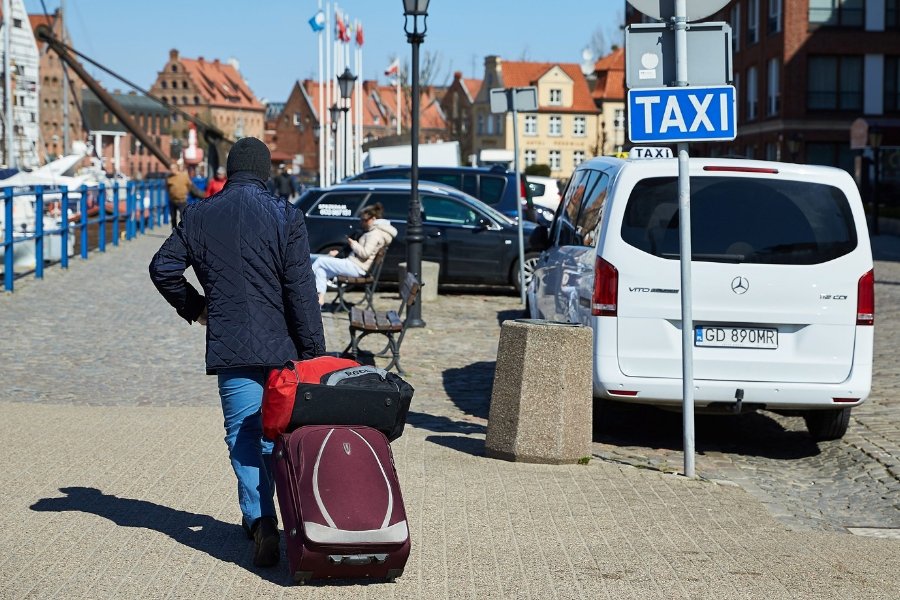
top-left (626, 0), bottom-right (730, 21)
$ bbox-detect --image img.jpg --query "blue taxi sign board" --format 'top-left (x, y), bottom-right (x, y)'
top-left (628, 85), bottom-right (736, 144)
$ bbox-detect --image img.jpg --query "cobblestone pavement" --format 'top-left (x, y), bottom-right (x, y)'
top-left (1, 232), bottom-right (898, 538)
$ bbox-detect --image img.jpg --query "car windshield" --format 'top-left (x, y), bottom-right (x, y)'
top-left (456, 193), bottom-right (514, 225)
top-left (620, 176), bottom-right (858, 265)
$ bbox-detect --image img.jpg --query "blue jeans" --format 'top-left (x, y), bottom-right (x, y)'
top-left (217, 367), bottom-right (275, 527)
top-left (312, 255), bottom-right (366, 295)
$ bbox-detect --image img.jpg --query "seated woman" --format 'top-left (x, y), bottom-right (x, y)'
top-left (312, 203), bottom-right (397, 306)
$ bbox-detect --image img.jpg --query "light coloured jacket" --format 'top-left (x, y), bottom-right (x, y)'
top-left (347, 219), bottom-right (397, 272)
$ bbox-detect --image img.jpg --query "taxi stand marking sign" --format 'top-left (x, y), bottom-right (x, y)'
top-left (628, 85), bottom-right (737, 143)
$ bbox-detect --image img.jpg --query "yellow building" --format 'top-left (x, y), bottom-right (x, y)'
top-left (472, 56), bottom-right (601, 179)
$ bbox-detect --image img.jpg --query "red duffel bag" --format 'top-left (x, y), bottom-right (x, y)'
top-left (262, 356), bottom-right (414, 442)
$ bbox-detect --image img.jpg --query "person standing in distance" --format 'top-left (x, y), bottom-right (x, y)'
top-left (165, 161), bottom-right (204, 228)
top-left (149, 137), bottom-right (325, 568)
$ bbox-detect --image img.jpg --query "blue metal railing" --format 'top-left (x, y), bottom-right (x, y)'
top-left (2, 179), bottom-right (168, 292)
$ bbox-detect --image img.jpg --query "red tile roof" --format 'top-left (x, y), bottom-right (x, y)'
top-left (462, 78), bottom-right (482, 103)
top-left (592, 48), bottom-right (625, 101)
top-left (180, 57), bottom-right (264, 111)
top-left (28, 14), bottom-right (53, 33)
top-left (500, 61), bottom-right (597, 113)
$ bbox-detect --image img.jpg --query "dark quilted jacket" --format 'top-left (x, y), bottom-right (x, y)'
top-left (149, 171), bottom-right (326, 374)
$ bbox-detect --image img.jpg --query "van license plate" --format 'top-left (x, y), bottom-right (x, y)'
top-left (695, 327), bottom-right (778, 349)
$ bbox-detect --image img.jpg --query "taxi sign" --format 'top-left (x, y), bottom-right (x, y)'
top-left (629, 147), bottom-right (674, 159)
top-left (628, 85), bottom-right (737, 144)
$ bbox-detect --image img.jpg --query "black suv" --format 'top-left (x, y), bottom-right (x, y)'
top-left (345, 165), bottom-right (553, 225)
top-left (294, 180), bottom-right (540, 290)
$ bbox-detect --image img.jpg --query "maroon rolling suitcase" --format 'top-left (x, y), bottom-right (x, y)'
top-left (273, 425), bottom-right (410, 584)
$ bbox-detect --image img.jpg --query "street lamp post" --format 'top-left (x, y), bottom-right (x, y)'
top-left (337, 68), bottom-right (357, 180)
top-left (329, 103), bottom-right (342, 186)
top-left (869, 127), bottom-right (883, 236)
top-left (402, 0), bottom-right (429, 328)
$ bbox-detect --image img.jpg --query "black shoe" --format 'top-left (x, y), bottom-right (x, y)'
top-left (251, 517), bottom-right (280, 568)
top-left (241, 518), bottom-right (253, 540)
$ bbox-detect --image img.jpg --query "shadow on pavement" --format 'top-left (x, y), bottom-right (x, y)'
top-left (407, 410), bottom-right (485, 435)
top-left (30, 487), bottom-right (288, 585)
top-left (594, 400), bottom-right (821, 460)
top-left (425, 434), bottom-right (485, 457)
top-left (496, 308), bottom-right (525, 325)
top-left (441, 361), bottom-right (495, 420)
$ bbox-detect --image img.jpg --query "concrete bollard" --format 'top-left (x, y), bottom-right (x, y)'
top-left (398, 261), bottom-right (439, 302)
top-left (485, 319), bottom-right (593, 464)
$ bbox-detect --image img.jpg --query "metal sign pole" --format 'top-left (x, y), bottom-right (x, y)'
top-left (511, 89), bottom-right (526, 304)
top-left (674, 0), bottom-right (696, 479)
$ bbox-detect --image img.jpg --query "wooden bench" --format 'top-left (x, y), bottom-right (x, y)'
top-left (344, 272), bottom-right (421, 375)
top-left (330, 247), bottom-right (386, 312)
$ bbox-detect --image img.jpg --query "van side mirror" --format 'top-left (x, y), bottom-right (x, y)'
top-left (529, 225), bottom-right (551, 250)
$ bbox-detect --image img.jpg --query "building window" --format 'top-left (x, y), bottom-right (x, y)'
top-left (12, 18), bottom-right (21, 28)
top-left (524, 114), bottom-right (537, 135)
top-left (614, 109), bottom-right (625, 131)
top-left (573, 150), bottom-right (586, 166)
top-left (807, 142), bottom-right (854, 172)
top-left (731, 2), bottom-right (741, 51)
top-left (161, 81), bottom-right (167, 89)
top-left (194, 96), bottom-right (200, 105)
top-left (746, 66), bottom-right (758, 120)
top-left (807, 55), bottom-right (863, 111)
top-left (573, 116), bottom-right (586, 137)
top-left (171, 64), bottom-right (178, 72)
top-left (486, 113), bottom-right (495, 134)
top-left (747, 0), bottom-right (759, 44)
top-left (886, 57), bottom-right (900, 112)
top-left (549, 89), bottom-right (562, 105)
top-left (767, 58), bottom-right (780, 116)
top-left (809, 0), bottom-right (864, 27)
top-left (549, 150), bottom-right (561, 170)
top-left (477, 114), bottom-right (484, 134)
top-left (889, 0), bottom-right (900, 29)
top-left (183, 81), bottom-right (189, 89)
top-left (768, 0), bottom-right (782, 33)
top-left (549, 115), bottom-right (562, 136)
top-left (524, 149), bottom-right (537, 166)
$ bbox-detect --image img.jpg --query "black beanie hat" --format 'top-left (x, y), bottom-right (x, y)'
top-left (226, 137), bottom-right (271, 180)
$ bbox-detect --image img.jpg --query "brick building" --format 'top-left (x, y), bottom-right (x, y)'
top-left (624, 0), bottom-right (900, 174)
top-left (267, 79), bottom-right (448, 184)
top-left (148, 50), bottom-right (265, 168)
top-left (82, 88), bottom-right (172, 178)
top-left (591, 47), bottom-right (626, 156)
top-left (440, 72), bottom-right (482, 164)
top-left (30, 9), bottom-right (85, 163)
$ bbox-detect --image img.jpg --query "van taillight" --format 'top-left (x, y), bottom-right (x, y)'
top-left (857, 269), bottom-right (874, 326)
top-left (592, 257), bottom-right (618, 316)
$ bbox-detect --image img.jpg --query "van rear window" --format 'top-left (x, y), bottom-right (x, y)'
top-left (620, 177), bottom-right (858, 265)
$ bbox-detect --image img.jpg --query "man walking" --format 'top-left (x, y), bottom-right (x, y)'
top-left (165, 161), bottom-right (203, 228)
top-left (149, 137), bottom-right (325, 568)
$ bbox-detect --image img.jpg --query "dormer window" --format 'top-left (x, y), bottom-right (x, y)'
top-left (549, 89), bottom-right (562, 105)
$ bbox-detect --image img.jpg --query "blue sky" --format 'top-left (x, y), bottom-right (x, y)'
top-left (25, 0), bottom-right (624, 102)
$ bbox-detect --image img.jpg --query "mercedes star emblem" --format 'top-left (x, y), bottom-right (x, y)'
top-left (731, 276), bottom-right (749, 295)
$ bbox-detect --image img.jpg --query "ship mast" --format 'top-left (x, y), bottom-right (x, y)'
top-left (61, 0), bottom-right (69, 155)
top-left (3, 0), bottom-right (13, 168)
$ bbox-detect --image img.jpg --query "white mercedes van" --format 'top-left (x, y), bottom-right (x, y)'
top-left (527, 153), bottom-right (874, 440)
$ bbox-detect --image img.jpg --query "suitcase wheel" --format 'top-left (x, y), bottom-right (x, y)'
top-left (386, 568), bottom-right (403, 582)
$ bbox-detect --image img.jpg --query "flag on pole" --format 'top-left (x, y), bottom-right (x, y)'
top-left (308, 10), bottom-right (325, 32)
top-left (384, 58), bottom-right (399, 77)
top-left (336, 10), bottom-right (351, 43)
top-left (356, 21), bottom-right (364, 46)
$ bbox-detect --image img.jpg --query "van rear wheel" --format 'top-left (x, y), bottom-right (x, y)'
top-left (803, 407), bottom-right (851, 441)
